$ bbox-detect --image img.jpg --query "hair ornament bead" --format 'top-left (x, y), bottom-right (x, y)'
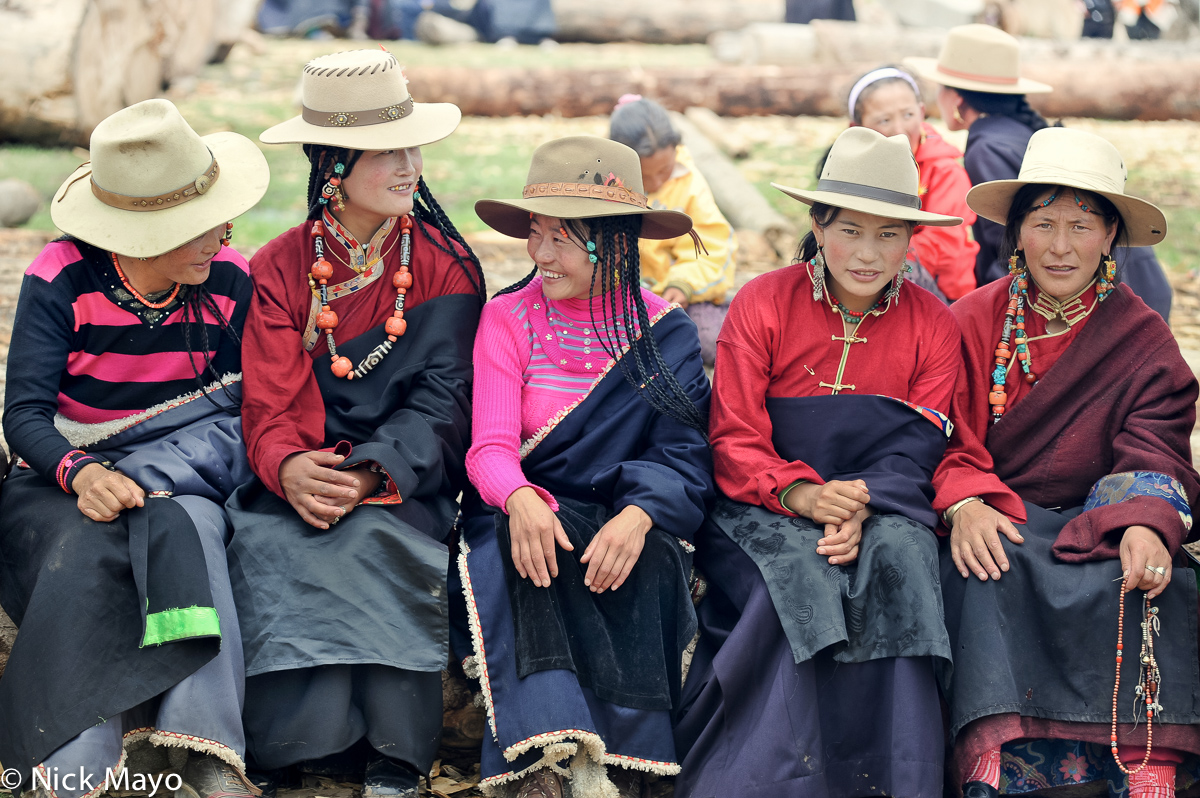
top-left (586, 241), bottom-right (596, 252)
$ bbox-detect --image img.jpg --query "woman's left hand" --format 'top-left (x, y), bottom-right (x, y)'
top-left (817, 507), bottom-right (870, 566)
top-left (1120, 524), bottom-right (1172, 600)
top-left (311, 467), bottom-right (383, 520)
top-left (580, 505), bottom-right (653, 593)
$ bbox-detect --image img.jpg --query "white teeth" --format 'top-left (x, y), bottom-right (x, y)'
top-left (388, 184), bottom-right (412, 192)
top-left (539, 269), bottom-right (565, 279)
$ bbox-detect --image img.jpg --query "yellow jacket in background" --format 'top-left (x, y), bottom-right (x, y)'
top-left (639, 145), bottom-right (737, 306)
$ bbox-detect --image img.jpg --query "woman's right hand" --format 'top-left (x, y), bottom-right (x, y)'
top-left (73, 462), bottom-right (145, 522)
top-left (786, 479), bottom-right (870, 525)
top-left (506, 486), bottom-right (573, 588)
top-left (950, 499), bottom-right (1024, 581)
top-left (279, 451), bottom-right (361, 530)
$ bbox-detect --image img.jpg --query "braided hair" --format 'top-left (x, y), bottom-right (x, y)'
top-left (497, 215), bottom-right (708, 435)
top-left (178, 283), bottom-right (242, 414)
top-left (302, 145), bottom-right (487, 304)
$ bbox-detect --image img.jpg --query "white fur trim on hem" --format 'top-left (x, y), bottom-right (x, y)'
top-left (54, 373), bottom-right (242, 448)
top-left (148, 730), bottom-right (246, 774)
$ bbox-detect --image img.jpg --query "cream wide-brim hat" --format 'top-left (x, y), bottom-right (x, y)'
top-left (475, 136), bottom-right (693, 240)
top-left (905, 23), bottom-right (1052, 95)
top-left (773, 127), bottom-right (962, 226)
top-left (966, 127), bottom-right (1167, 248)
top-left (260, 49), bottom-right (461, 150)
top-left (51, 99), bottom-right (269, 259)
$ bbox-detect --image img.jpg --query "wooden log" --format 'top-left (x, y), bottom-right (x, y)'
top-left (684, 106), bottom-right (750, 159)
top-left (406, 59), bottom-right (1200, 121)
top-left (669, 112), bottom-right (796, 258)
top-left (550, 0), bottom-right (784, 44)
top-left (0, 0), bottom-right (256, 146)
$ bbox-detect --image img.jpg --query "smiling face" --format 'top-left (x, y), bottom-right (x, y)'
top-left (639, 146), bottom-right (677, 195)
top-left (119, 223), bottom-right (226, 295)
top-left (335, 147), bottom-right (422, 240)
top-left (528, 214), bottom-right (597, 301)
top-left (1018, 191), bottom-right (1118, 300)
top-left (857, 81), bottom-right (925, 155)
top-left (813, 208), bottom-right (912, 312)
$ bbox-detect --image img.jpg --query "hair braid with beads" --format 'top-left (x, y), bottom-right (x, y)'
top-left (302, 146), bottom-right (486, 304)
top-left (497, 215), bottom-right (707, 434)
top-left (178, 283), bottom-right (242, 414)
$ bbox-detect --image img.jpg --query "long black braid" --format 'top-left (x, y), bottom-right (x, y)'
top-left (179, 283), bottom-right (242, 414)
top-left (496, 215), bottom-right (708, 434)
top-left (302, 146), bottom-right (486, 304)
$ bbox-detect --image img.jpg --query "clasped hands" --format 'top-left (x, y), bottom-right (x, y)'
top-left (279, 451), bottom-right (383, 530)
top-left (505, 486), bottom-right (652, 593)
top-left (949, 501), bottom-right (1171, 598)
top-left (783, 479), bottom-right (871, 565)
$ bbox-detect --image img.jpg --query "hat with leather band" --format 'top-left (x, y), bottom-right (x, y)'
top-left (772, 127), bottom-right (962, 226)
top-left (51, 98), bottom-right (269, 259)
top-left (475, 135), bottom-right (693, 240)
top-left (904, 23), bottom-right (1052, 95)
top-left (260, 49), bottom-right (460, 150)
top-left (966, 127), bottom-right (1167, 248)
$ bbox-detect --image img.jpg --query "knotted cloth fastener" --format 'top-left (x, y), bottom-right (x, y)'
top-left (816, 178), bottom-right (922, 210)
top-left (91, 157), bottom-right (220, 212)
top-left (301, 98), bottom-right (414, 128)
top-left (523, 181), bottom-right (649, 208)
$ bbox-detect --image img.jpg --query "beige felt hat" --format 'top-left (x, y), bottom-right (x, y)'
top-left (51, 99), bottom-right (269, 259)
top-left (904, 24), bottom-right (1052, 95)
top-left (773, 127), bottom-right (962, 226)
top-left (966, 127), bottom-right (1167, 247)
top-left (475, 136), bottom-right (693, 240)
top-left (260, 49), bottom-right (461, 150)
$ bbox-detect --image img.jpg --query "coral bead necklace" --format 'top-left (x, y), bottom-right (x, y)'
top-left (1111, 586), bottom-right (1161, 775)
top-left (309, 214), bottom-right (414, 380)
top-left (110, 252), bottom-right (181, 309)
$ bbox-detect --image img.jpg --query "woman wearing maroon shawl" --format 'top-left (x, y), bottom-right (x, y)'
top-left (934, 127), bottom-right (1200, 798)
top-left (224, 50), bottom-right (487, 796)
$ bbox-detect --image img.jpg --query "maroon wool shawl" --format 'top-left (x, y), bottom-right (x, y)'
top-left (936, 280), bottom-right (1200, 561)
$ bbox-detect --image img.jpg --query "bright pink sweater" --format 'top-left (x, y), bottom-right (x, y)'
top-left (467, 277), bottom-right (669, 512)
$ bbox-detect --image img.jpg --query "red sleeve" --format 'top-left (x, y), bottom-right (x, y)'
top-left (241, 230), bottom-right (327, 498)
top-left (911, 157), bottom-right (979, 301)
top-left (907, 300), bottom-right (963, 415)
top-left (1053, 337), bottom-right (1200, 561)
top-left (710, 285), bottom-right (823, 514)
top-left (932, 287), bottom-right (1027, 529)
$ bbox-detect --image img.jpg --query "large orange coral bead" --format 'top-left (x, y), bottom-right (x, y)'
top-left (393, 271), bottom-right (413, 289)
top-left (385, 316), bottom-right (407, 337)
top-left (311, 259), bottom-right (334, 280)
top-left (316, 310), bottom-right (339, 330)
top-left (331, 357), bottom-right (353, 378)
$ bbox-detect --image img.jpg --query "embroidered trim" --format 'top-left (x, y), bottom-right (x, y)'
top-left (52, 373), bottom-right (241, 448)
top-left (676, 538), bottom-right (695, 553)
top-left (518, 304), bottom-right (676, 460)
top-left (878, 395), bottom-right (954, 439)
top-left (149, 730), bottom-right (247, 774)
top-left (599, 751), bottom-right (681, 776)
top-left (456, 541), bottom-right (499, 741)
top-left (1085, 471), bottom-right (1193, 532)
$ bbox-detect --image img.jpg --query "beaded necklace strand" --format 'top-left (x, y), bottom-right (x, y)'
top-left (831, 296), bottom-right (887, 324)
top-left (309, 214), bottom-right (414, 380)
top-left (988, 265), bottom-right (1037, 424)
top-left (1111, 587), bottom-right (1161, 775)
top-left (110, 252), bottom-right (181, 309)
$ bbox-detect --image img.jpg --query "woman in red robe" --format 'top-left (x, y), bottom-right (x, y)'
top-left (675, 127), bottom-right (965, 798)
top-left (934, 127), bottom-right (1200, 798)
top-left (224, 49), bottom-right (487, 796)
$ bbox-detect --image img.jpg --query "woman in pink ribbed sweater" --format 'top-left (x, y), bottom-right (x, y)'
top-left (451, 136), bottom-right (713, 798)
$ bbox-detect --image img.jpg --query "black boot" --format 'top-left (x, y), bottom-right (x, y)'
top-left (361, 756), bottom-right (421, 798)
top-left (963, 781), bottom-right (1000, 798)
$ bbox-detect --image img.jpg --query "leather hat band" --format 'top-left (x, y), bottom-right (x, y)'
top-left (523, 181), bottom-right (648, 209)
top-left (301, 98), bottom-right (414, 128)
top-left (91, 157), bottom-right (220, 212)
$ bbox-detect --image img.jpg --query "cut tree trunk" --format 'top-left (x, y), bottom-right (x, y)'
top-left (670, 112), bottom-right (796, 258)
top-left (0, 0), bottom-right (257, 146)
top-left (684, 106), bottom-right (750, 159)
top-left (551, 0), bottom-right (784, 44)
top-left (406, 59), bottom-right (1200, 121)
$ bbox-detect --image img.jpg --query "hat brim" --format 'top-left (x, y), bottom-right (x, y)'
top-left (904, 57), bottom-right (1053, 95)
top-left (966, 180), bottom-right (1167, 247)
top-left (259, 102), bottom-right (461, 150)
top-left (51, 131), bottom-right (270, 259)
top-left (771, 182), bottom-right (963, 227)
top-left (474, 196), bottom-right (694, 241)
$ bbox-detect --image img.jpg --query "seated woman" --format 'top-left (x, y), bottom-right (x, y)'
top-left (905, 23), bottom-right (1173, 321)
top-left (0, 99), bottom-right (268, 798)
top-left (609, 96), bottom-right (737, 366)
top-left (935, 127), bottom-right (1200, 798)
top-left (674, 127), bottom-right (965, 798)
top-left (844, 65), bottom-right (978, 300)
top-left (224, 50), bottom-right (487, 796)
top-left (457, 136), bottom-right (714, 798)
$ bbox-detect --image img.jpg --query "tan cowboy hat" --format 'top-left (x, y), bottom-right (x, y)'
top-left (474, 136), bottom-right (693, 240)
top-left (966, 127), bottom-right (1167, 247)
top-left (51, 99), bottom-right (269, 259)
top-left (260, 49), bottom-right (460, 150)
top-left (773, 127), bottom-right (962, 226)
top-left (904, 24), bottom-right (1052, 95)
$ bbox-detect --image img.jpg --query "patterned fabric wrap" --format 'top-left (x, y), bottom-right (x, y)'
top-left (1084, 471), bottom-right (1193, 532)
top-left (998, 738), bottom-right (1200, 796)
